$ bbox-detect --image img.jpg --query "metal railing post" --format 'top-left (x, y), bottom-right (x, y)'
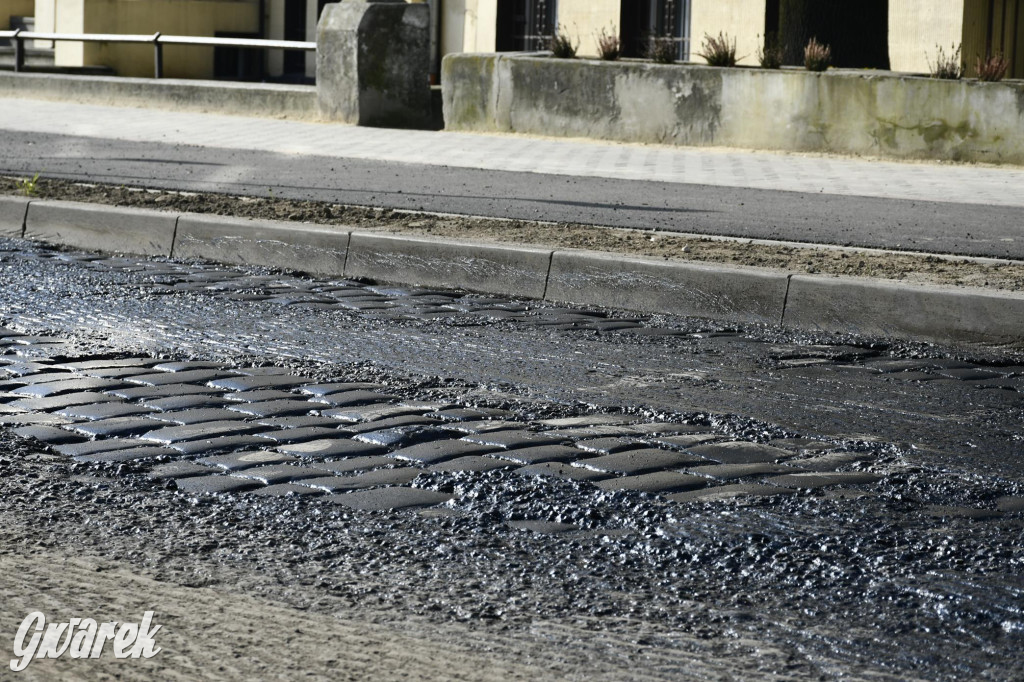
top-left (153, 32), bottom-right (162, 78)
top-left (13, 29), bottom-right (23, 72)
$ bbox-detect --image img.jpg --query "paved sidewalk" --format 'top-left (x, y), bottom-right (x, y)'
top-left (3, 98), bottom-right (1024, 208)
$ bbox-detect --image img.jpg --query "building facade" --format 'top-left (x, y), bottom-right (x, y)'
top-left (2, 0), bottom-right (1021, 80)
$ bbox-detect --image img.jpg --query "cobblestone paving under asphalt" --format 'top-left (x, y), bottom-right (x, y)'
top-left (2, 239), bottom-right (1023, 516)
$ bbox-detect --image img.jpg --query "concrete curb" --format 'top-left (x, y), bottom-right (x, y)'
top-left (344, 232), bottom-right (552, 300)
top-left (784, 276), bottom-right (1024, 344)
top-left (173, 214), bottom-right (350, 278)
top-left (7, 199), bottom-right (1023, 346)
top-left (545, 250), bottom-right (790, 326)
top-left (24, 201), bottom-right (177, 257)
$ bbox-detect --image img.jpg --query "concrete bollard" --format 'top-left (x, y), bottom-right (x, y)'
top-left (316, 0), bottom-right (431, 129)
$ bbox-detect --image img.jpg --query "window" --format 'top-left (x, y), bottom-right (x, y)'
top-left (496, 0), bottom-right (558, 52)
top-left (621, 0), bottom-right (691, 60)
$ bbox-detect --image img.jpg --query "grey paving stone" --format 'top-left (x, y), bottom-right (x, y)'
top-left (148, 461), bottom-right (218, 480)
top-left (250, 483), bottom-right (325, 497)
top-left (10, 391), bottom-right (119, 411)
top-left (200, 450), bottom-right (299, 471)
top-left (766, 472), bottom-right (883, 488)
top-left (354, 426), bottom-right (448, 448)
top-left (151, 361), bottom-right (225, 372)
top-left (323, 404), bottom-right (429, 423)
top-left (506, 520), bottom-right (580, 534)
top-left (315, 468), bottom-right (423, 492)
top-left (574, 437), bottom-right (650, 455)
top-left (126, 369), bottom-right (234, 386)
top-left (537, 415), bottom-right (634, 427)
top-left (545, 426), bottom-right (636, 439)
top-left (790, 452), bottom-right (873, 472)
top-left (55, 438), bottom-right (153, 457)
top-left (461, 430), bottom-right (568, 450)
top-left (169, 435), bottom-right (273, 455)
top-left (593, 321), bottom-right (644, 332)
top-left (148, 408), bottom-right (250, 425)
top-left (277, 439), bottom-right (388, 459)
top-left (579, 449), bottom-right (706, 475)
top-left (221, 390), bottom-right (298, 403)
top-left (389, 440), bottom-right (497, 465)
top-left (0, 412), bottom-right (71, 427)
top-left (208, 374), bottom-right (313, 392)
top-left (173, 475), bottom-right (263, 495)
top-left (311, 390), bottom-right (398, 407)
top-left (768, 438), bottom-right (835, 453)
top-left (12, 424), bottom-right (86, 444)
top-left (78, 366), bottom-right (158, 379)
top-left (231, 464), bottom-right (329, 485)
top-left (314, 456), bottom-right (397, 474)
top-left (936, 367), bottom-right (1002, 381)
top-left (10, 377), bottom-right (128, 397)
top-left (627, 423), bottom-right (714, 436)
top-left (107, 384), bottom-right (224, 400)
top-left (429, 456), bottom-right (516, 473)
top-left (431, 407), bottom-right (512, 422)
top-left (327, 487), bottom-right (452, 511)
top-left (514, 462), bottom-right (612, 482)
top-left (595, 472), bottom-right (708, 494)
top-left (648, 434), bottom-right (721, 449)
top-left (76, 446), bottom-right (181, 463)
top-left (254, 427), bottom-right (341, 444)
top-left (995, 496), bottom-right (1024, 513)
top-left (142, 420), bottom-right (268, 444)
top-left (142, 395), bottom-right (232, 412)
top-left (56, 402), bottom-right (158, 421)
top-left (923, 505), bottom-right (1003, 520)
top-left (686, 462), bottom-right (799, 480)
top-left (70, 417), bottom-right (165, 438)
top-left (56, 358), bottom-right (160, 371)
top-left (667, 483), bottom-right (800, 503)
top-left (298, 382), bottom-right (382, 397)
top-left (344, 415), bottom-right (440, 433)
top-left (440, 419), bottom-right (523, 434)
top-left (225, 399), bottom-right (318, 418)
top-left (255, 416), bottom-right (342, 430)
top-left (225, 366), bottom-right (297, 377)
top-left (687, 441), bottom-right (796, 464)
top-left (492, 445), bottom-right (584, 465)
top-left (0, 362), bottom-right (58, 377)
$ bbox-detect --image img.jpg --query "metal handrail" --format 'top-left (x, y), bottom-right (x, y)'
top-left (0, 29), bottom-right (316, 78)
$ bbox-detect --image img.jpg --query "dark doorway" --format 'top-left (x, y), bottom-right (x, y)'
top-left (776, 0), bottom-right (890, 69)
top-left (620, 0), bottom-right (691, 60)
top-left (283, 0), bottom-right (308, 77)
top-left (214, 32), bottom-right (265, 81)
top-left (496, 0), bottom-right (557, 51)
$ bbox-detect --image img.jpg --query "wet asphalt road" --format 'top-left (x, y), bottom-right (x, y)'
top-left (3, 130), bottom-right (1024, 258)
top-left (1, 237), bottom-right (1023, 679)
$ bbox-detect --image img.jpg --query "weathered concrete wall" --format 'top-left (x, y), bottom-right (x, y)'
top-left (443, 53), bottom-right (1024, 164)
top-left (0, 71), bottom-right (318, 119)
top-left (317, 1), bottom-right (431, 128)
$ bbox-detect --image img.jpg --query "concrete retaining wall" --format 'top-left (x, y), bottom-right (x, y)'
top-left (0, 72), bottom-right (318, 120)
top-left (442, 54), bottom-right (1024, 165)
